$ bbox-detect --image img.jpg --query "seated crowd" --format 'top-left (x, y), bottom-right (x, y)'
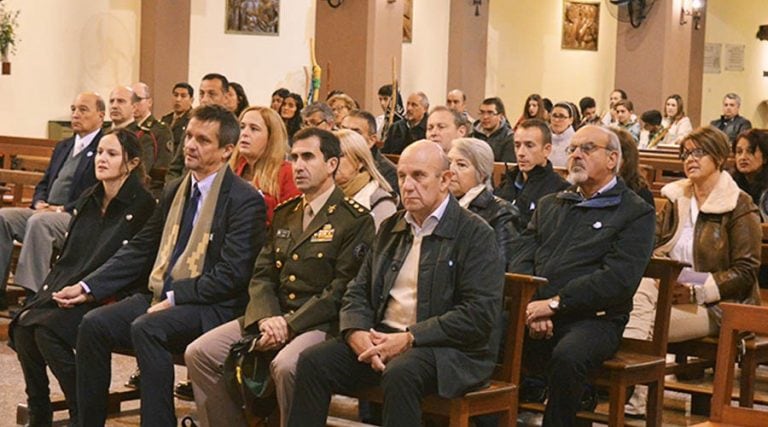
top-left (1, 72), bottom-right (767, 427)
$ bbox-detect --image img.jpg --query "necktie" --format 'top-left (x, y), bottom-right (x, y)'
top-left (302, 202), bottom-right (314, 231)
top-left (163, 183), bottom-right (201, 295)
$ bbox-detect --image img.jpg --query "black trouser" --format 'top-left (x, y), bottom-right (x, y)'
top-left (523, 317), bottom-right (623, 427)
top-left (14, 322), bottom-right (78, 424)
top-left (289, 337), bottom-right (438, 427)
top-left (76, 293), bottom-right (206, 427)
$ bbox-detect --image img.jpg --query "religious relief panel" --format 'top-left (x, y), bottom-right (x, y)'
top-left (226, 0), bottom-right (280, 35)
top-left (562, 1), bottom-right (600, 51)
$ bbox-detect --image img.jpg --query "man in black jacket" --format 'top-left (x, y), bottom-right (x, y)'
top-left (471, 97), bottom-right (516, 163)
top-left (288, 140), bottom-right (504, 427)
top-left (53, 105), bottom-right (267, 426)
top-left (495, 119), bottom-right (569, 232)
top-left (710, 92), bottom-right (752, 142)
top-left (509, 125), bottom-right (655, 426)
top-left (382, 92), bottom-right (428, 155)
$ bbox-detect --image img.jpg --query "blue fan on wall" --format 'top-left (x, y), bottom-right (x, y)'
top-left (608, 0), bottom-right (656, 29)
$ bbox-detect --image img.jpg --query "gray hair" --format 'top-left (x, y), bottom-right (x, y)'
top-left (451, 137), bottom-right (495, 190)
top-left (413, 91), bottom-right (430, 109)
top-left (599, 125), bottom-right (622, 174)
top-left (724, 92), bottom-right (742, 106)
top-left (302, 102), bottom-right (334, 123)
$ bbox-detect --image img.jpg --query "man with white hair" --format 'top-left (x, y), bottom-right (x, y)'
top-left (508, 125), bottom-right (655, 425)
top-left (710, 92), bottom-right (752, 142)
top-left (382, 92), bottom-right (429, 155)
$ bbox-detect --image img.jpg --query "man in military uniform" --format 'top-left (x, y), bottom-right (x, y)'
top-left (131, 82), bottom-right (174, 194)
top-left (161, 82), bottom-right (194, 154)
top-left (185, 127), bottom-right (376, 427)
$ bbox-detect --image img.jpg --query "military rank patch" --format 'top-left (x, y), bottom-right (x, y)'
top-left (311, 224), bottom-right (335, 242)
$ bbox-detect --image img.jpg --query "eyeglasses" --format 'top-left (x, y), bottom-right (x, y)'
top-left (565, 142), bottom-right (609, 156)
top-left (478, 110), bottom-right (499, 117)
top-left (551, 113), bottom-right (570, 120)
top-left (680, 148), bottom-right (706, 161)
top-left (302, 119), bottom-right (326, 128)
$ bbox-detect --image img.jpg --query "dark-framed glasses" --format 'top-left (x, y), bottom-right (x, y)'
top-left (679, 148), bottom-right (706, 161)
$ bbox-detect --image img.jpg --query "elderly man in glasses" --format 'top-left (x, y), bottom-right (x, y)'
top-left (508, 125), bottom-right (655, 426)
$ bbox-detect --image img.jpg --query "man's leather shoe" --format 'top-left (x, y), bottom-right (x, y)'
top-left (519, 377), bottom-right (548, 403)
top-left (580, 384), bottom-right (599, 412)
top-left (174, 380), bottom-right (194, 401)
top-left (125, 368), bottom-right (140, 389)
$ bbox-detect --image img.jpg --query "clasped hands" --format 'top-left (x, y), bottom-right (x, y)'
top-left (525, 299), bottom-right (555, 340)
top-left (255, 315), bottom-right (294, 351)
top-left (52, 283), bottom-right (93, 308)
top-left (347, 329), bottom-right (413, 373)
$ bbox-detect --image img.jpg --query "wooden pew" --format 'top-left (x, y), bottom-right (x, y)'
top-left (0, 136), bottom-right (57, 169)
top-left (692, 303), bottom-right (768, 426)
top-left (519, 258), bottom-right (687, 426)
top-left (340, 273), bottom-right (545, 426)
top-left (0, 169), bottom-right (44, 207)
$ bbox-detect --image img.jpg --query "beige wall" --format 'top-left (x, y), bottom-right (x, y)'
top-left (0, 0), bottom-right (141, 138)
top-left (400, 0), bottom-right (451, 109)
top-left (702, 0), bottom-right (768, 128)
top-left (188, 0), bottom-right (315, 110)
top-left (486, 0), bottom-right (618, 120)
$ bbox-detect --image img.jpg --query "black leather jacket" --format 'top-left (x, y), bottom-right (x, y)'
top-left (467, 188), bottom-right (521, 264)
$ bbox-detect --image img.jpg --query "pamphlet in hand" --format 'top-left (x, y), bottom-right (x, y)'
top-left (677, 269), bottom-right (708, 287)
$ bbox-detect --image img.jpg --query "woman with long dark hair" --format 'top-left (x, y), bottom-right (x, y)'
top-left (10, 128), bottom-right (156, 426)
top-left (280, 92), bottom-right (304, 142)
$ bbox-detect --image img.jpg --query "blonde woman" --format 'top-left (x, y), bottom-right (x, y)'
top-left (230, 106), bottom-right (300, 225)
top-left (334, 129), bottom-right (397, 229)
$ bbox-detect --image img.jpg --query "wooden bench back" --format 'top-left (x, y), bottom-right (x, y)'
top-left (0, 169), bottom-right (44, 207)
top-left (707, 303), bottom-right (768, 425)
top-left (497, 273), bottom-right (547, 385)
top-left (621, 258), bottom-right (687, 357)
top-left (0, 136), bottom-right (57, 169)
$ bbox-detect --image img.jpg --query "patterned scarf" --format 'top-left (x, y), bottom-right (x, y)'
top-left (147, 165), bottom-right (226, 303)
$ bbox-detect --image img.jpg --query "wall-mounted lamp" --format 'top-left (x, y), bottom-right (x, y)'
top-left (757, 25), bottom-right (768, 41)
top-left (680, 0), bottom-right (704, 30)
top-left (473, 0), bottom-right (482, 17)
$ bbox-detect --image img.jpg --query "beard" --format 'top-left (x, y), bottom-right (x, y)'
top-left (567, 163), bottom-right (588, 185)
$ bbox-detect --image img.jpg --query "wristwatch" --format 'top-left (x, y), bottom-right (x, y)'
top-left (548, 298), bottom-right (560, 312)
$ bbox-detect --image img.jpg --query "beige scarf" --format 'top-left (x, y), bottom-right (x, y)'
top-left (340, 170), bottom-right (371, 198)
top-left (147, 165), bottom-right (227, 303)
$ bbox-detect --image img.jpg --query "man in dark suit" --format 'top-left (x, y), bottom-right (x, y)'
top-left (288, 140), bottom-right (505, 427)
top-left (53, 105), bottom-right (267, 426)
top-left (0, 92), bottom-right (105, 303)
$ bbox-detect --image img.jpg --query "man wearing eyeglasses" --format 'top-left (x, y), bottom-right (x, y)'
top-left (509, 125), bottom-right (655, 425)
top-left (301, 102), bottom-right (335, 131)
top-left (470, 97), bottom-right (516, 163)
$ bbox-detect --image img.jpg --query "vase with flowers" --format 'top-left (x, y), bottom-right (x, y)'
top-left (0, 3), bottom-right (20, 75)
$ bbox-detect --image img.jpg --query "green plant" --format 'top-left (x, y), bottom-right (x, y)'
top-left (0, 4), bottom-right (20, 59)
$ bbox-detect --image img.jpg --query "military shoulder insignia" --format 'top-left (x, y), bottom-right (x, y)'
top-left (341, 196), bottom-right (370, 217)
top-left (274, 195), bottom-right (301, 212)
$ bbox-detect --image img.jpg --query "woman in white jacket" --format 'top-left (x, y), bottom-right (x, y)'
top-left (334, 129), bottom-right (398, 230)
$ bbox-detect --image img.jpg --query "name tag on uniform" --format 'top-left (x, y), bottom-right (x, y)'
top-left (311, 224), bottom-right (335, 242)
top-left (276, 229), bottom-right (291, 238)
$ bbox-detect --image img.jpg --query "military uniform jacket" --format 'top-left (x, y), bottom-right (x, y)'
top-left (243, 186), bottom-right (376, 336)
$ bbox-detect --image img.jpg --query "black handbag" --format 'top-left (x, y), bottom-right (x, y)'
top-left (223, 332), bottom-right (278, 418)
